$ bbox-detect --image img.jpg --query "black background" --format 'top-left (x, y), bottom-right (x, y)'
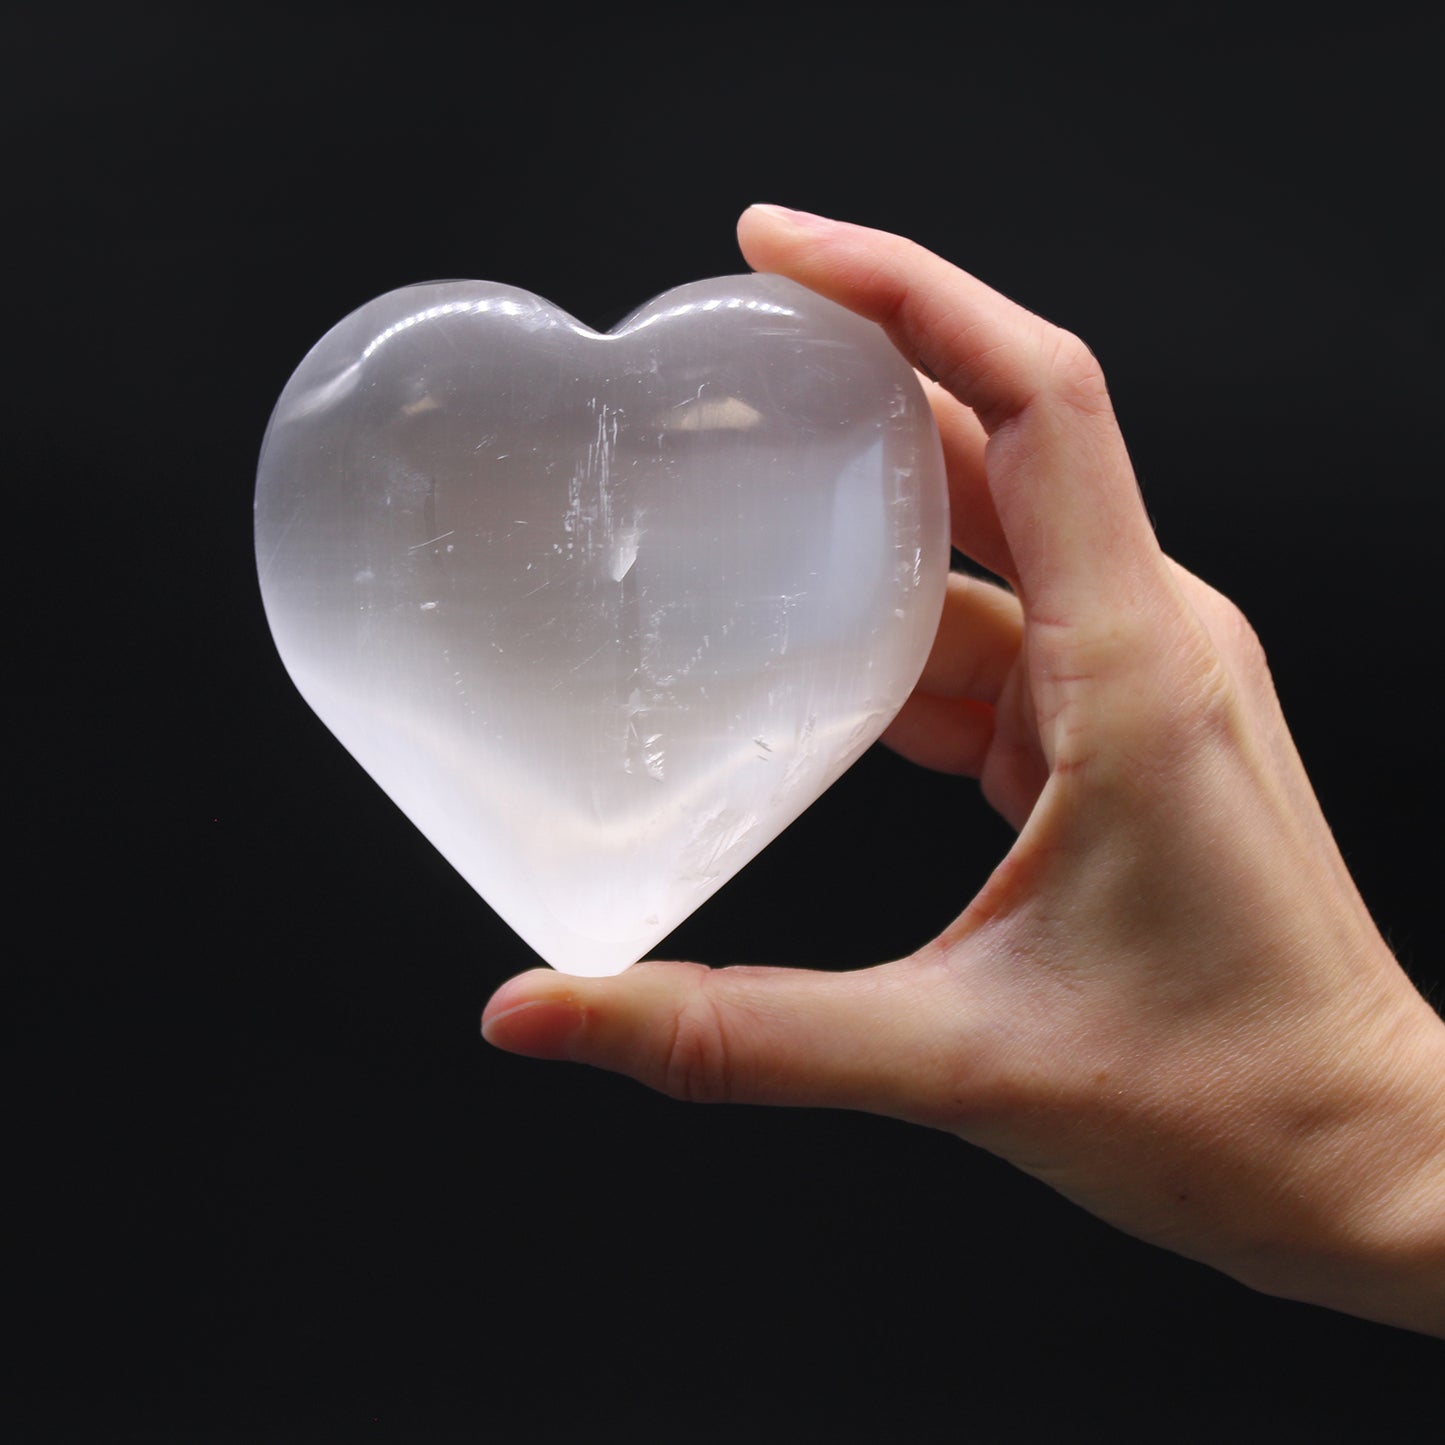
top-left (11, 2), bottom-right (1444, 1440)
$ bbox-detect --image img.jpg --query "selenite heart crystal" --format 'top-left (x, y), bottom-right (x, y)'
top-left (255, 274), bottom-right (949, 975)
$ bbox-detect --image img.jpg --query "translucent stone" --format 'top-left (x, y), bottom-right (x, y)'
top-left (255, 274), bottom-right (949, 976)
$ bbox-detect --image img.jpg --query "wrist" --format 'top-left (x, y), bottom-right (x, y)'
top-left (1230, 978), bottom-right (1445, 1337)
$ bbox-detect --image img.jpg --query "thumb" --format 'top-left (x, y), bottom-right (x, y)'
top-left (481, 958), bottom-right (957, 1120)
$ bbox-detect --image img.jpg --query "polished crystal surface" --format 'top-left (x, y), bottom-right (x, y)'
top-left (255, 274), bottom-right (949, 975)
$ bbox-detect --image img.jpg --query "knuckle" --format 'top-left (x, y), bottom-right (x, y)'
top-left (1168, 594), bottom-right (1272, 743)
top-left (1041, 327), bottom-right (1113, 418)
top-left (1121, 622), bottom-right (1254, 780)
top-left (659, 989), bottom-right (736, 1105)
top-left (1048, 606), bottom-right (1247, 789)
top-left (1213, 593), bottom-right (1271, 680)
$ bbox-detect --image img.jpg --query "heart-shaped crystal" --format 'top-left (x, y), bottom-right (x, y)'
top-left (255, 274), bottom-right (949, 975)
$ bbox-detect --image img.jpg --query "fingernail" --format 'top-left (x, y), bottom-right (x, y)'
top-left (481, 997), bottom-right (586, 1060)
top-left (748, 203), bottom-right (830, 227)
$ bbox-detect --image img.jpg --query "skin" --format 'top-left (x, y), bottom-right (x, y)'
top-left (482, 205), bottom-right (1445, 1337)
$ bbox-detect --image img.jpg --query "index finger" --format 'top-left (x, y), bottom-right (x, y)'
top-left (736, 206), bottom-right (1172, 630)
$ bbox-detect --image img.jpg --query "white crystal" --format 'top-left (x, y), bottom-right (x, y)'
top-left (255, 274), bottom-right (949, 975)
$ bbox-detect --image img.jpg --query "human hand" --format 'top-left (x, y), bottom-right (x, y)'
top-left (482, 206), bottom-right (1445, 1336)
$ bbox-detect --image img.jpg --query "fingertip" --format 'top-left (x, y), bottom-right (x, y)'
top-left (483, 967), bottom-right (560, 1016)
top-left (740, 202), bottom-right (832, 227)
top-left (481, 970), bottom-right (584, 1058)
top-left (480, 960), bottom-right (698, 1060)
top-left (737, 203), bottom-right (836, 269)
top-left (481, 994), bottom-right (586, 1059)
